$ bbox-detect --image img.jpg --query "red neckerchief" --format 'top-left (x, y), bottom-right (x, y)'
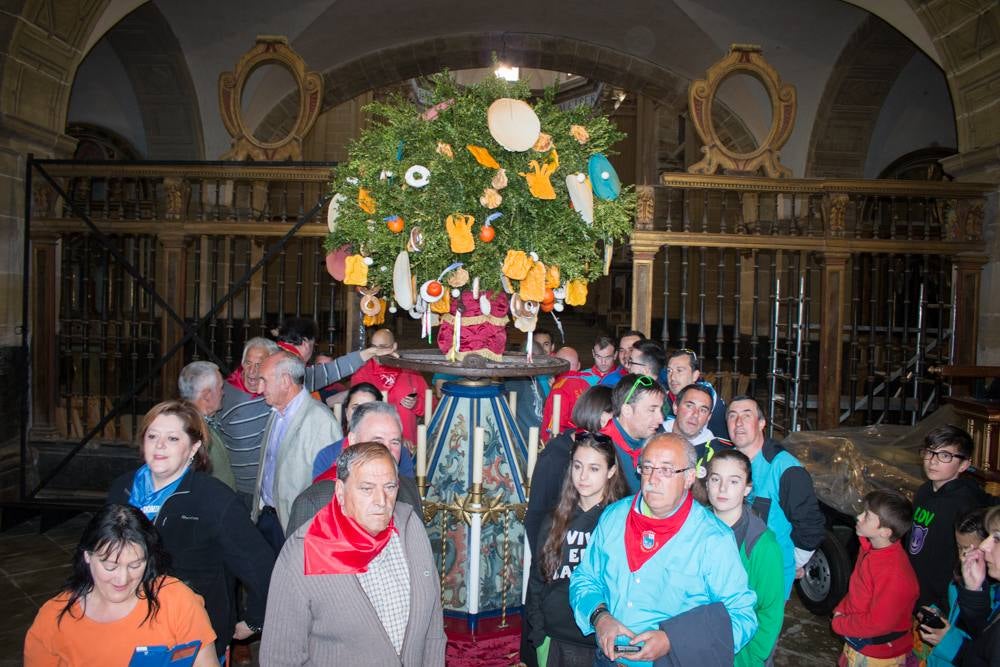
top-left (590, 364), bottom-right (614, 379)
top-left (624, 491), bottom-right (693, 572)
top-left (225, 368), bottom-right (259, 396)
top-left (276, 341), bottom-right (301, 357)
top-left (601, 419), bottom-right (644, 469)
top-left (303, 493), bottom-right (397, 575)
top-left (313, 437), bottom-right (350, 484)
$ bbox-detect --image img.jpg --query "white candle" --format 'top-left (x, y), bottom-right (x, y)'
top-left (468, 512), bottom-right (482, 614)
top-left (527, 426), bottom-right (539, 481)
top-left (382, 389), bottom-right (389, 402)
top-left (472, 426), bottom-right (485, 485)
top-left (424, 388), bottom-right (433, 426)
top-left (508, 391), bottom-right (518, 421)
top-left (416, 424), bottom-right (427, 478)
top-left (333, 402), bottom-right (343, 425)
top-left (550, 394), bottom-right (562, 437)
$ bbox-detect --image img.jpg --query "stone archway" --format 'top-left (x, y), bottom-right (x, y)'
top-left (805, 16), bottom-right (917, 177)
top-left (253, 32), bottom-right (694, 142)
top-left (102, 2), bottom-right (204, 159)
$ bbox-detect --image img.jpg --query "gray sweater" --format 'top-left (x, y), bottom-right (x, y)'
top-left (216, 351), bottom-right (364, 495)
top-left (261, 502), bottom-right (446, 666)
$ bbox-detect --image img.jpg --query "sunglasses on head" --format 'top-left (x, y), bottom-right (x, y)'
top-left (623, 374), bottom-right (654, 405)
top-left (573, 430), bottom-right (613, 445)
top-left (677, 348), bottom-right (698, 363)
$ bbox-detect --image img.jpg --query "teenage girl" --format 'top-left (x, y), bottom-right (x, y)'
top-left (706, 448), bottom-right (785, 666)
top-left (525, 432), bottom-right (629, 667)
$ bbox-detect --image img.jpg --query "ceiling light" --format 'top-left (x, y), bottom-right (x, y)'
top-left (495, 65), bottom-right (520, 82)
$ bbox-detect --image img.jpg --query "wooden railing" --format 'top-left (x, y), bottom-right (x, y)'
top-left (630, 173), bottom-right (989, 431)
top-left (28, 160), bottom-right (343, 445)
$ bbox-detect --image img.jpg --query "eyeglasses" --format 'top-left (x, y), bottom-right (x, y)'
top-left (637, 463), bottom-right (692, 479)
top-left (676, 348), bottom-right (698, 363)
top-left (623, 375), bottom-right (654, 404)
top-left (626, 359), bottom-right (649, 369)
top-left (919, 448), bottom-right (968, 463)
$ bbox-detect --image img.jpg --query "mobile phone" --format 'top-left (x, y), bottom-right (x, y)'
top-left (615, 644), bottom-right (642, 654)
top-left (917, 608), bottom-right (946, 629)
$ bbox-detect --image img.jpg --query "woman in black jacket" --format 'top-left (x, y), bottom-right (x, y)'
top-left (526, 432), bottom-right (629, 666)
top-left (956, 505), bottom-right (1000, 666)
top-left (108, 400), bottom-right (275, 662)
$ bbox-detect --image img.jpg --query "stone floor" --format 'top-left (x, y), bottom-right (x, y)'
top-left (0, 511), bottom-right (842, 665)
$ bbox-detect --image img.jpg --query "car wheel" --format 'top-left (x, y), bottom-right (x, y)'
top-left (795, 529), bottom-right (851, 616)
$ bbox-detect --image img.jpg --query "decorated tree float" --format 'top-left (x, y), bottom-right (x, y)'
top-left (324, 72), bottom-right (635, 646)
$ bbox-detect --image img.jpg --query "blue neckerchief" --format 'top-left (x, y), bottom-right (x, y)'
top-left (129, 464), bottom-right (188, 521)
top-left (613, 418), bottom-right (644, 450)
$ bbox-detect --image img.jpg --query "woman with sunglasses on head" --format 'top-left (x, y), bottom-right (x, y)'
top-left (525, 386), bottom-right (614, 556)
top-left (526, 433), bottom-right (629, 666)
top-left (24, 504), bottom-right (218, 666)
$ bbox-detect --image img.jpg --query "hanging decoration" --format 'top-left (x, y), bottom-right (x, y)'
top-left (325, 71), bottom-right (635, 359)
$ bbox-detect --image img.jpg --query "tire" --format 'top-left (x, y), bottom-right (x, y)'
top-left (795, 529), bottom-right (851, 616)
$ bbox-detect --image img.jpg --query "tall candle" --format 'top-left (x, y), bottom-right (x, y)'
top-left (527, 426), bottom-right (539, 481)
top-left (416, 424), bottom-right (427, 478)
top-left (550, 394), bottom-right (562, 437)
top-left (333, 402), bottom-right (343, 425)
top-left (472, 426), bottom-right (485, 485)
top-left (382, 389), bottom-right (389, 402)
top-left (508, 391), bottom-right (518, 421)
top-left (424, 388), bottom-right (434, 426)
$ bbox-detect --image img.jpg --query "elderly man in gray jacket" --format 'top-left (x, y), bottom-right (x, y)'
top-left (261, 442), bottom-right (446, 666)
top-left (252, 351), bottom-right (341, 549)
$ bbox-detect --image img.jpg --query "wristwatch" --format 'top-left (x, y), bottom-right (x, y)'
top-left (245, 622), bottom-right (263, 635)
top-left (589, 603), bottom-right (608, 628)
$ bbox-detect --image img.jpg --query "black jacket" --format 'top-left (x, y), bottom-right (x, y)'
top-left (108, 469), bottom-right (275, 657)
top-left (524, 432), bottom-right (574, 556)
top-left (525, 503), bottom-right (605, 648)
top-left (955, 584), bottom-right (1000, 666)
top-left (908, 477), bottom-right (988, 613)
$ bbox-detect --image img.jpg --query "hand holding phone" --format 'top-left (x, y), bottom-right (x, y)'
top-left (916, 607), bottom-right (946, 630)
top-left (614, 643), bottom-right (643, 654)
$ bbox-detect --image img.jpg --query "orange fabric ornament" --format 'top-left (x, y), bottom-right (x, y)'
top-left (466, 145), bottom-right (501, 169)
top-left (566, 279), bottom-right (588, 306)
top-left (358, 188), bottom-right (376, 214)
top-left (430, 290), bottom-right (451, 314)
top-left (344, 255), bottom-right (369, 286)
top-left (545, 265), bottom-right (560, 289)
top-left (445, 214), bottom-right (476, 254)
top-left (519, 149), bottom-right (559, 200)
top-left (519, 260), bottom-right (546, 302)
top-left (502, 250), bottom-right (532, 280)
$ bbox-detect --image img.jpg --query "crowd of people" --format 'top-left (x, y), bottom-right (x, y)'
top-left (20, 320), bottom-right (1000, 667)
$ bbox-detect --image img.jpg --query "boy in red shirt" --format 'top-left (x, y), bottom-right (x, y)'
top-left (832, 490), bottom-right (919, 666)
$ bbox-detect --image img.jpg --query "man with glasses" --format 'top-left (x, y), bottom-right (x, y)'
top-left (663, 348), bottom-right (730, 439)
top-left (908, 425), bottom-right (989, 615)
top-left (627, 341), bottom-right (665, 380)
top-left (662, 383), bottom-right (731, 470)
top-left (600, 373), bottom-right (667, 493)
top-left (350, 328), bottom-right (429, 445)
top-left (570, 433), bottom-right (757, 665)
top-left (727, 396), bottom-right (824, 599)
top-left (217, 333), bottom-right (395, 513)
top-left (599, 330), bottom-right (646, 387)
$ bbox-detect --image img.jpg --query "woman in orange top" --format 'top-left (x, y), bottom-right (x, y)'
top-left (24, 504), bottom-right (216, 667)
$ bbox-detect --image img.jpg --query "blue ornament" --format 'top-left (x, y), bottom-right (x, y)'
top-left (588, 154), bottom-right (621, 201)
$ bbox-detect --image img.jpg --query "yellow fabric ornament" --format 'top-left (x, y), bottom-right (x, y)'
top-left (362, 299), bottom-right (387, 326)
top-left (344, 255), bottom-right (369, 286)
top-left (466, 145), bottom-right (501, 169)
top-left (519, 260), bottom-right (546, 302)
top-left (566, 280), bottom-right (588, 306)
top-left (519, 149), bottom-right (559, 200)
top-left (545, 265), bottom-right (560, 289)
top-left (445, 214), bottom-right (476, 254)
top-left (502, 250), bottom-right (532, 280)
top-left (358, 188), bottom-right (376, 214)
top-left (430, 290), bottom-right (451, 314)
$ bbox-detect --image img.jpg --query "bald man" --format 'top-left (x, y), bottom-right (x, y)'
top-left (570, 433), bottom-right (757, 664)
top-left (350, 328), bottom-right (429, 445)
top-left (540, 346), bottom-right (590, 441)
